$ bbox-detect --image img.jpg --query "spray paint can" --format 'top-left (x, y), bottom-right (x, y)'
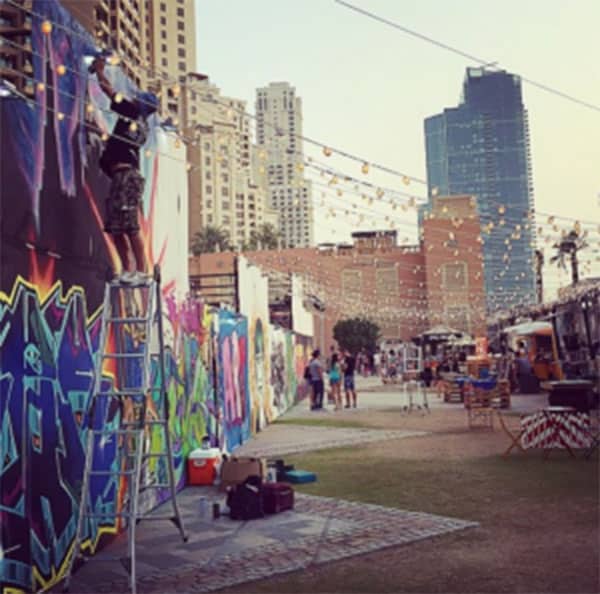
top-left (198, 496), bottom-right (208, 519)
top-left (212, 502), bottom-right (220, 519)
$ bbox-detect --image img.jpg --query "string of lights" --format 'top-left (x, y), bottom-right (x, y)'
top-left (334, 0), bottom-right (600, 114)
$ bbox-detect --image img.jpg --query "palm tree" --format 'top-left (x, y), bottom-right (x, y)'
top-left (248, 223), bottom-right (281, 251)
top-left (550, 230), bottom-right (588, 286)
top-left (190, 225), bottom-right (233, 255)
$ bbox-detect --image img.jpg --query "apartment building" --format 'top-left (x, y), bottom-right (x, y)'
top-left (60, 0), bottom-right (196, 114)
top-left (186, 78), bottom-right (275, 251)
top-left (255, 82), bottom-right (314, 248)
top-left (0, 0), bottom-right (33, 98)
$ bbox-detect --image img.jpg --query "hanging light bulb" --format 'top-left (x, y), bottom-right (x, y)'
top-left (431, 186), bottom-right (439, 196)
top-left (56, 64), bottom-right (66, 76)
top-left (361, 162), bottom-right (369, 174)
top-left (101, 132), bottom-right (109, 141)
top-left (498, 205), bottom-right (506, 215)
top-left (37, 82), bottom-right (45, 92)
top-left (41, 20), bottom-right (53, 34)
top-left (114, 92), bottom-right (124, 103)
top-left (57, 112), bottom-right (65, 121)
top-left (323, 146), bottom-right (332, 157)
top-left (129, 121), bottom-right (138, 132)
top-left (86, 103), bottom-right (94, 114)
top-left (376, 189), bottom-right (384, 199)
top-left (402, 176), bottom-right (410, 185)
top-left (145, 149), bottom-right (152, 158)
top-left (108, 54), bottom-right (121, 66)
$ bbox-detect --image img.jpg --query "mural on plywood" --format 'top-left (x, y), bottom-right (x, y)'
top-left (217, 311), bottom-right (250, 451)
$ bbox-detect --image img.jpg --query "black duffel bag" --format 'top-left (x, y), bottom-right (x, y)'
top-left (226, 475), bottom-right (264, 520)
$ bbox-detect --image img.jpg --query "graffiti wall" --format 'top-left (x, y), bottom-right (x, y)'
top-left (0, 3), bottom-right (307, 593)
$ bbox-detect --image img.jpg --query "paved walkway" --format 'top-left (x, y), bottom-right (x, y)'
top-left (69, 488), bottom-right (477, 593)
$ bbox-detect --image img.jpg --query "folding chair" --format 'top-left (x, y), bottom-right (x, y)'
top-left (496, 410), bottom-right (525, 455)
top-left (465, 388), bottom-right (493, 430)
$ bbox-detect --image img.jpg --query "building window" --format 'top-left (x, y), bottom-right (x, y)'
top-left (222, 201), bottom-right (230, 210)
top-left (205, 185), bottom-right (212, 194)
top-left (160, 2), bottom-right (166, 10)
top-left (178, 34), bottom-right (185, 44)
top-left (204, 142), bottom-right (211, 150)
top-left (342, 270), bottom-right (362, 295)
top-left (222, 173), bottom-right (229, 183)
top-left (205, 157), bottom-right (211, 166)
top-left (161, 57), bottom-right (168, 67)
top-left (178, 48), bottom-right (186, 58)
top-left (160, 16), bottom-right (166, 25)
top-left (206, 200), bottom-right (213, 208)
top-left (161, 43), bottom-right (167, 52)
top-left (222, 186), bottom-right (229, 197)
top-left (205, 171), bottom-right (211, 180)
top-left (442, 262), bottom-right (468, 290)
top-left (207, 215), bottom-right (213, 223)
top-left (177, 21), bottom-right (184, 30)
top-left (177, 7), bottom-right (184, 17)
top-left (161, 30), bottom-right (166, 39)
top-left (179, 61), bottom-right (186, 72)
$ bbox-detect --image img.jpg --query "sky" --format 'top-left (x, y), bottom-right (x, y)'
top-left (195, 0), bottom-right (600, 297)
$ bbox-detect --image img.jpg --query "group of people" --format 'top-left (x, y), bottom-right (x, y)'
top-left (306, 347), bottom-right (357, 411)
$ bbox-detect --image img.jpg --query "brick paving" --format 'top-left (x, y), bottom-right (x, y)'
top-left (71, 490), bottom-right (477, 593)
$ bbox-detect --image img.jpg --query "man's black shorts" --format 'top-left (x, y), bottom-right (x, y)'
top-left (104, 167), bottom-right (144, 234)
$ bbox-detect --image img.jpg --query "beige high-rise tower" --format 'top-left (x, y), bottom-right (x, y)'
top-left (255, 82), bottom-right (314, 248)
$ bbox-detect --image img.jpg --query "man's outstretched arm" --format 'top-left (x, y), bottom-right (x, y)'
top-left (93, 58), bottom-right (115, 100)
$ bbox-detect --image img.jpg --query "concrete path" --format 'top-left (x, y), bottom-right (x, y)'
top-left (68, 487), bottom-right (477, 594)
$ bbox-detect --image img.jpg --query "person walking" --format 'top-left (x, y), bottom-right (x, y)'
top-left (328, 353), bottom-right (342, 411)
top-left (342, 350), bottom-right (357, 408)
top-left (92, 56), bottom-right (159, 282)
top-left (309, 349), bottom-right (325, 410)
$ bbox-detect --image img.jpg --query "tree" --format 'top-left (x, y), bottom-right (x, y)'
top-left (333, 317), bottom-right (381, 355)
top-left (248, 223), bottom-right (281, 251)
top-left (550, 229), bottom-right (587, 286)
top-left (190, 225), bottom-right (232, 255)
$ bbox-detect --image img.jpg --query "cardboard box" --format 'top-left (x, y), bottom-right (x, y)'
top-left (219, 456), bottom-right (266, 492)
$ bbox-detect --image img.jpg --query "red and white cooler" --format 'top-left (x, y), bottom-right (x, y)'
top-left (187, 448), bottom-right (222, 485)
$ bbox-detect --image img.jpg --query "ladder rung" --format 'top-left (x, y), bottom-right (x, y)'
top-left (110, 280), bottom-right (154, 289)
top-left (140, 483), bottom-right (171, 490)
top-left (143, 452), bottom-right (169, 459)
top-left (122, 419), bottom-right (167, 427)
top-left (89, 469), bottom-right (136, 477)
top-left (96, 389), bottom-right (147, 397)
top-left (137, 514), bottom-right (176, 521)
top-left (77, 554), bottom-right (129, 563)
top-left (106, 317), bottom-right (149, 323)
top-left (103, 353), bottom-right (146, 359)
top-left (91, 429), bottom-right (142, 436)
top-left (84, 512), bottom-right (134, 519)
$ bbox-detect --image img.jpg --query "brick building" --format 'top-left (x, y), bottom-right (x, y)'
top-left (190, 196), bottom-right (487, 351)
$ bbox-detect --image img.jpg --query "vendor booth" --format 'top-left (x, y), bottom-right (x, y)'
top-left (503, 321), bottom-right (563, 387)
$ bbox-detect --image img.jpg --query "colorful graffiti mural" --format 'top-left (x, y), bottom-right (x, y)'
top-left (0, 2), bottom-right (308, 592)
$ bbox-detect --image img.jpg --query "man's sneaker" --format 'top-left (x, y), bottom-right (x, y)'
top-left (118, 271), bottom-right (137, 284)
top-left (119, 271), bottom-right (150, 285)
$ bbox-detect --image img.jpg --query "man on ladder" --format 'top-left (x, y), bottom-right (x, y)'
top-left (92, 55), bottom-right (158, 283)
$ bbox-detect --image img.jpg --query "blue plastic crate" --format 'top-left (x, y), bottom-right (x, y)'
top-left (284, 470), bottom-right (316, 484)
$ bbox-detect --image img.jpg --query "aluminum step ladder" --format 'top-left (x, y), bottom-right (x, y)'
top-left (63, 265), bottom-right (187, 594)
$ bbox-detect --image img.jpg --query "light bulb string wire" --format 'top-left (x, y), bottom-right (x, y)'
top-left (4, 28), bottom-right (600, 231)
top-left (334, 0), bottom-right (600, 114)
top-left (4, 70), bottom-right (597, 259)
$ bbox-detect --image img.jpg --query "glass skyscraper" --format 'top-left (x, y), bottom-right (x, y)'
top-left (424, 67), bottom-right (536, 313)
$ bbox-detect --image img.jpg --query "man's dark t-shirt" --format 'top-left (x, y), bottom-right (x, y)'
top-left (100, 97), bottom-right (149, 177)
top-left (344, 355), bottom-right (356, 377)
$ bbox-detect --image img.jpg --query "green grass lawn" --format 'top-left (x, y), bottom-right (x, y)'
top-left (286, 446), bottom-right (598, 522)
